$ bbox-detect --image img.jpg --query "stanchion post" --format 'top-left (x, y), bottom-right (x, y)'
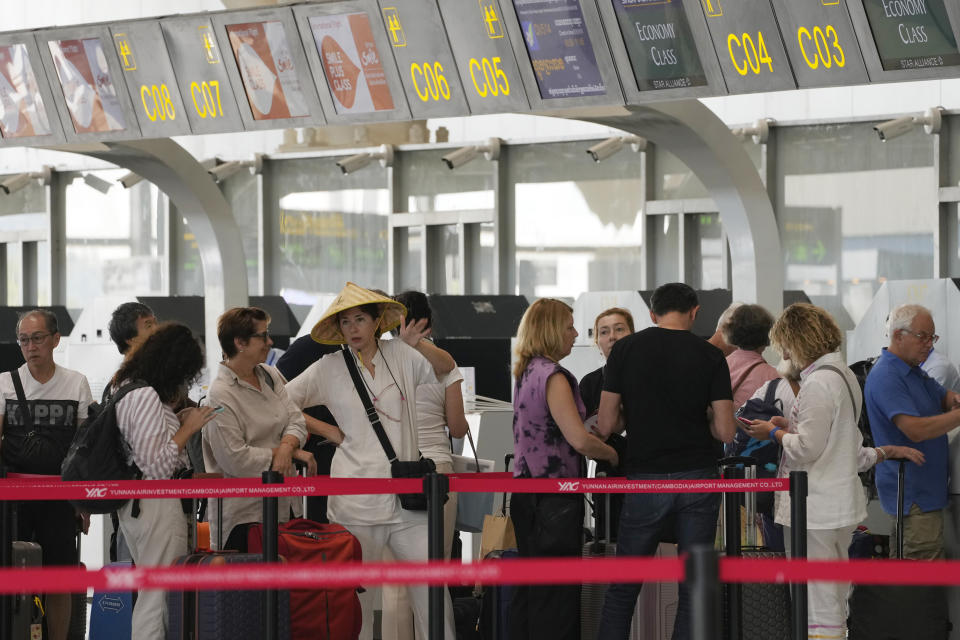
top-left (0, 466), bottom-right (11, 640)
top-left (723, 465), bottom-right (742, 640)
top-left (262, 470), bottom-right (283, 640)
top-left (688, 544), bottom-right (720, 640)
top-left (789, 470), bottom-right (808, 640)
top-left (425, 472), bottom-right (449, 640)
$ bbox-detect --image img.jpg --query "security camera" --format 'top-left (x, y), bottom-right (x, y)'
top-left (873, 116), bottom-right (916, 142)
top-left (335, 153), bottom-right (375, 175)
top-left (0, 172), bottom-right (34, 195)
top-left (441, 146), bottom-right (480, 170)
top-left (118, 171), bottom-right (144, 189)
top-left (335, 145), bottom-right (393, 175)
top-left (82, 173), bottom-right (113, 194)
top-left (208, 161), bottom-right (250, 182)
top-left (586, 137), bottom-right (624, 163)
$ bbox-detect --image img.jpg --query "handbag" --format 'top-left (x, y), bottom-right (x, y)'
top-left (453, 430), bottom-right (495, 533)
top-left (342, 348), bottom-right (437, 511)
top-left (1, 370), bottom-right (76, 475)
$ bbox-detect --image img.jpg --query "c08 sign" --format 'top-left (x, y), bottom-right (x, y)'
top-left (797, 25), bottom-right (845, 69)
top-left (140, 84), bottom-right (176, 121)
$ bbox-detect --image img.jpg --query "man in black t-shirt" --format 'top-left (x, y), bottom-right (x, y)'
top-left (596, 283), bottom-right (735, 640)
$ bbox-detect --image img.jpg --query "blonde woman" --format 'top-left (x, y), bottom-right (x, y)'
top-left (510, 298), bottom-right (617, 640)
top-left (740, 303), bottom-right (923, 639)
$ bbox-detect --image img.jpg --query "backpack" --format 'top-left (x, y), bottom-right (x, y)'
top-left (849, 357), bottom-right (878, 498)
top-left (60, 381), bottom-right (149, 513)
top-left (728, 378), bottom-right (784, 515)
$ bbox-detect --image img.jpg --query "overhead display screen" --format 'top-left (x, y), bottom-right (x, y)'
top-left (161, 16), bottom-right (244, 134)
top-left (110, 22), bottom-right (190, 137)
top-left (307, 12), bottom-right (396, 115)
top-left (861, 0), bottom-right (960, 70)
top-left (698, 0), bottom-right (795, 93)
top-left (375, 0), bottom-right (469, 118)
top-left (437, 0), bottom-right (530, 113)
top-left (769, 0), bottom-right (868, 87)
top-left (611, 0), bottom-right (707, 91)
top-left (0, 43), bottom-right (53, 138)
top-left (224, 20), bottom-right (311, 120)
top-left (511, 0), bottom-right (606, 99)
top-left (47, 38), bottom-right (127, 133)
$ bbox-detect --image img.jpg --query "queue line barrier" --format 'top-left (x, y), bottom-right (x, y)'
top-left (0, 469), bottom-right (802, 640)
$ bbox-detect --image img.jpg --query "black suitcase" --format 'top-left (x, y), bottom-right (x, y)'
top-left (11, 541), bottom-right (43, 639)
top-left (720, 456), bottom-right (790, 640)
top-left (847, 459), bottom-right (950, 639)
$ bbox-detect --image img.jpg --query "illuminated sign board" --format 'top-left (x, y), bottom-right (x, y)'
top-left (294, 2), bottom-right (411, 124)
top-left (0, 35), bottom-right (63, 144)
top-left (612, 0), bottom-right (707, 91)
top-left (36, 26), bottom-right (140, 141)
top-left (109, 21), bottom-right (190, 137)
top-left (375, 0), bottom-right (470, 117)
top-left (437, 0), bottom-right (530, 114)
top-left (769, 0), bottom-right (868, 88)
top-left (862, 0), bottom-right (960, 71)
top-left (161, 16), bottom-right (244, 134)
top-left (212, 9), bottom-right (326, 130)
top-left (698, 0), bottom-right (796, 93)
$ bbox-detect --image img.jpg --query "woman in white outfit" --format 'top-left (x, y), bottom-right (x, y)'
top-left (113, 323), bottom-right (218, 640)
top-left (285, 283), bottom-right (458, 640)
top-left (740, 303), bottom-right (923, 640)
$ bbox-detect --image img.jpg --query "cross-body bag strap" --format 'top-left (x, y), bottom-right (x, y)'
top-left (10, 369), bottom-right (34, 426)
top-left (817, 364), bottom-right (862, 424)
top-left (465, 428), bottom-right (481, 473)
top-left (342, 347), bottom-right (400, 464)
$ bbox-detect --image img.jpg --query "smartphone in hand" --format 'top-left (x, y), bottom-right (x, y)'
top-left (736, 416), bottom-right (752, 427)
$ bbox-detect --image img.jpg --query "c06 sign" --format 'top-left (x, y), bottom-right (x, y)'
top-left (797, 25), bottom-right (846, 69)
top-left (410, 61), bottom-right (451, 102)
top-left (469, 56), bottom-right (509, 97)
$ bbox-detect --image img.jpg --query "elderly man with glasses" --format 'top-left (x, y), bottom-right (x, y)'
top-left (865, 303), bottom-right (960, 560)
top-left (0, 308), bottom-right (93, 640)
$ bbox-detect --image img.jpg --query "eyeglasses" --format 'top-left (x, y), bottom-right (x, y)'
top-left (902, 330), bottom-right (939, 344)
top-left (16, 333), bottom-right (51, 346)
top-left (249, 331), bottom-right (270, 341)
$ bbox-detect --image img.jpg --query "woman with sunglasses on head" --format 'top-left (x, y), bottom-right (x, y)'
top-left (285, 283), bottom-right (457, 640)
top-left (202, 306), bottom-right (313, 551)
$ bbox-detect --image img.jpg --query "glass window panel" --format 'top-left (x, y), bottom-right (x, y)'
top-left (690, 212), bottom-right (724, 290)
top-left (478, 222), bottom-right (496, 295)
top-left (64, 170), bottom-right (165, 308)
top-left (399, 148), bottom-right (495, 213)
top-left (171, 209), bottom-right (203, 296)
top-left (399, 227), bottom-right (423, 293)
top-left (220, 171), bottom-right (260, 293)
top-left (266, 157), bottom-right (389, 302)
top-left (653, 147), bottom-right (709, 200)
top-left (776, 123), bottom-right (935, 329)
top-left (6, 242), bottom-right (22, 305)
top-left (650, 214), bottom-right (679, 285)
top-left (512, 141), bottom-right (644, 299)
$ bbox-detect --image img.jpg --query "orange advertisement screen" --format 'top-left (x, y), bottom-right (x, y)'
top-left (309, 13), bottom-right (395, 114)
top-left (226, 21), bottom-right (310, 120)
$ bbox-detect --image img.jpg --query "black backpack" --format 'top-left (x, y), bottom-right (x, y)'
top-left (60, 381), bottom-right (148, 513)
top-left (849, 357), bottom-right (878, 498)
top-left (728, 378), bottom-right (784, 515)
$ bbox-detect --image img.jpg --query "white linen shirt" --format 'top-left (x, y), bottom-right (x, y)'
top-left (203, 364), bottom-right (307, 547)
top-left (774, 352), bottom-right (877, 529)
top-left (285, 340), bottom-right (436, 526)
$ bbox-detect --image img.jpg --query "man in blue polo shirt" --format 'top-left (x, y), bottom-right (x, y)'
top-left (865, 303), bottom-right (960, 559)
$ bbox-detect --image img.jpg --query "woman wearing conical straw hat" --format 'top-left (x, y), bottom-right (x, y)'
top-left (285, 282), bottom-right (457, 640)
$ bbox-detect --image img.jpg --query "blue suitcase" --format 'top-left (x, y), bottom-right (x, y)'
top-left (89, 561), bottom-right (135, 640)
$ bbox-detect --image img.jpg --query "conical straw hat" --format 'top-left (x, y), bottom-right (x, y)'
top-left (311, 282), bottom-right (406, 345)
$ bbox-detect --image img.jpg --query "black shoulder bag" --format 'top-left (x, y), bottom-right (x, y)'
top-left (1, 370), bottom-right (76, 474)
top-left (341, 348), bottom-right (438, 511)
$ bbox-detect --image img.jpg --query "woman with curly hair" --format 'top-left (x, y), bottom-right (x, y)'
top-left (112, 322), bottom-right (218, 640)
top-left (740, 304), bottom-right (923, 639)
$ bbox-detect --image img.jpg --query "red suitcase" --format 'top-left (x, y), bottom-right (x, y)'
top-left (248, 518), bottom-right (363, 640)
